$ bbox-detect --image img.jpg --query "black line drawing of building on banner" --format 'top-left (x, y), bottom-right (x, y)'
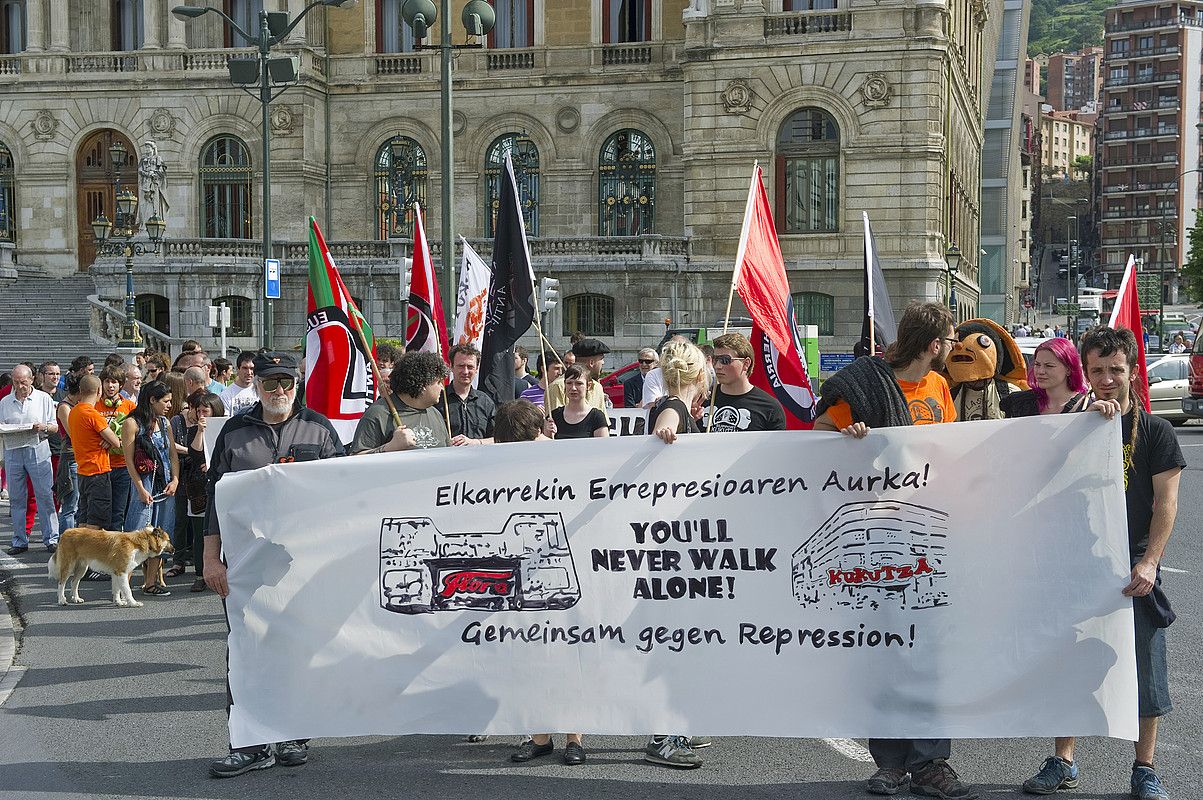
top-left (792, 500), bottom-right (950, 612)
top-left (379, 512), bottom-right (581, 614)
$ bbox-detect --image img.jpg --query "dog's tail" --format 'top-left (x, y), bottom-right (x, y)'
top-left (47, 552), bottom-right (57, 580)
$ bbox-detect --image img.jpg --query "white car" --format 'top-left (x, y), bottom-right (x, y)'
top-left (1145, 354), bottom-right (1190, 426)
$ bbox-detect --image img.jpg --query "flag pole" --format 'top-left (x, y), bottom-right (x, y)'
top-left (707, 162), bottom-right (760, 432)
top-left (441, 386), bottom-right (453, 439)
top-left (864, 212), bottom-right (876, 356)
top-left (350, 321), bottom-right (403, 429)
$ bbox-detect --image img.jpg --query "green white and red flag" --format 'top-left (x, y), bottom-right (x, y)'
top-left (304, 216), bottom-right (377, 442)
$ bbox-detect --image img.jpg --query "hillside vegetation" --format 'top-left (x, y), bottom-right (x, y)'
top-left (1028, 0), bottom-right (1109, 56)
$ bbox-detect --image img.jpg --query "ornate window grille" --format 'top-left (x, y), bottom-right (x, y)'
top-left (598, 129), bottom-right (655, 236)
top-left (200, 136), bottom-right (253, 240)
top-left (484, 133), bottom-right (539, 237)
top-left (563, 293), bottom-right (615, 337)
top-left (376, 136), bottom-right (428, 239)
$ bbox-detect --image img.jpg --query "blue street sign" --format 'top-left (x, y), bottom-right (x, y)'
top-left (264, 258), bottom-right (281, 299)
top-left (820, 353), bottom-right (855, 373)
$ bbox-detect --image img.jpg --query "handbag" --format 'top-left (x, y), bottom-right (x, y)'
top-left (133, 446), bottom-right (156, 476)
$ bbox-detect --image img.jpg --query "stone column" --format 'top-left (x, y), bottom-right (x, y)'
top-left (48, 0), bottom-right (69, 51)
top-left (24, 0), bottom-right (45, 51)
top-left (166, 0), bottom-right (186, 48)
top-left (286, 0), bottom-right (307, 44)
top-left (143, 0), bottom-right (162, 48)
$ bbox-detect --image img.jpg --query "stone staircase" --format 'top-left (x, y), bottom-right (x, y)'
top-left (0, 271), bottom-right (107, 368)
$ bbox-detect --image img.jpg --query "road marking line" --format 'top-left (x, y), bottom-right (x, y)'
top-left (1161, 566), bottom-right (1188, 574)
top-left (1178, 443), bottom-right (1203, 447)
top-left (822, 738), bottom-right (875, 763)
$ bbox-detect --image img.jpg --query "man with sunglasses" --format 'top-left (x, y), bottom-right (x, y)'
top-left (202, 351), bottom-right (345, 779)
top-left (624, 348), bottom-right (658, 408)
top-left (813, 301), bottom-right (971, 799)
top-left (703, 332), bottom-right (786, 432)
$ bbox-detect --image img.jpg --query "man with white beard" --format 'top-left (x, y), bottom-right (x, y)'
top-left (201, 351), bottom-right (344, 778)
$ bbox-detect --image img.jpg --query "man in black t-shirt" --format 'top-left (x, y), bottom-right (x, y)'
top-left (703, 332), bottom-right (785, 433)
top-left (1020, 326), bottom-right (1185, 800)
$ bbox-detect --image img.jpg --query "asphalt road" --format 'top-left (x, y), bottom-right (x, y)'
top-left (0, 429), bottom-right (1200, 800)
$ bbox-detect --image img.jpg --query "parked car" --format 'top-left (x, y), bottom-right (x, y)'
top-left (1182, 335), bottom-right (1203, 421)
top-left (1145, 354), bottom-right (1189, 426)
top-left (600, 361), bottom-right (641, 408)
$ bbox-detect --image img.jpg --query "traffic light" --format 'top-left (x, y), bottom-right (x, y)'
top-left (538, 276), bottom-right (560, 314)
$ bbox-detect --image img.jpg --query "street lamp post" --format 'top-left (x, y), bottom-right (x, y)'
top-left (1065, 215), bottom-right (1077, 338)
top-left (401, 0), bottom-right (494, 328)
top-left (1158, 167), bottom-right (1203, 352)
top-left (944, 243), bottom-right (961, 315)
top-left (173, 1), bottom-right (354, 351)
top-left (89, 142), bottom-right (166, 350)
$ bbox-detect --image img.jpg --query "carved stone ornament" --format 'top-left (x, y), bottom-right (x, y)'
top-left (721, 79), bottom-right (754, 115)
top-left (555, 106), bottom-right (580, 134)
top-left (859, 73), bottom-right (893, 109)
top-left (269, 105), bottom-right (295, 135)
top-left (452, 110), bottom-right (466, 136)
top-left (148, 108), bottom-right (176, 139)
top-left (31, 110), bottom-right (58, 141)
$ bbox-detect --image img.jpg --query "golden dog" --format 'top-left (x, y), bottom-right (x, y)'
top-left (49, 526), bottom-right (174, 607)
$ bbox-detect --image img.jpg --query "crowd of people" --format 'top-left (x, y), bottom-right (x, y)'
top-left (0, 306), bottom-right (1184, 799)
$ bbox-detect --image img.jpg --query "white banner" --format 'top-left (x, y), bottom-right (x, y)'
top-left (454, 237), bottom-right (491, 389)
top-left (216, 415), bottom-right (1137, 748)
top-left (202, 416), bottom-right (231, 467)
top-left (607, 407), bottom-right (648, 437)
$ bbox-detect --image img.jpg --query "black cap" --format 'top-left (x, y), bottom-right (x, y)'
top-left (571, 338), bottom-right (610, 358)
top-left (252, 351), bottom-right (299, 379)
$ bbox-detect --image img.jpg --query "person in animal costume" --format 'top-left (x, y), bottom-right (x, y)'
top-left (944, 318), bottom-right (1029, 421)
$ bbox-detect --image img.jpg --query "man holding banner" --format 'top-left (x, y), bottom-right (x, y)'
top-left (813, 302), bottom-right (974, 800)
top-left (204, 352), bottom-right (345, 778)
top-left (1020, 326), bottom-right (1184, 800)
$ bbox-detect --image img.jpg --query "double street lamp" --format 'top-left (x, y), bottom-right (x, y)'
top-left (90, 141), bottom-right (166, 350)
top-left (944, 243), bottom-right (961, 313)
top-left (172, 0), bottom-right (354, 350)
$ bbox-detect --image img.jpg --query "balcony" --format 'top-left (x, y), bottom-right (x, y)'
top-left (1104, 97), bottom-right (1180, 114)
top-left (375, 54), bottom-right (425, 76)
top-left (1100, 208), bottom-right (1174, 220)
top-left (182, 48), bottom-right (257, 72)
top-left (0, 55), bottom-right (18, 76)
top-left (66, 52), bottom-right (140, 73)
top-left (601, 44), bottom-right (653, 66)
top-left (155, 235), bottom-right (692, 266)
top-left (1105, 125), bottom-right (1180, 140)
top-left (1107, 45), bottom-right (1182, 61)
top-left (1107, 14), bottom-right (1203, 33)
top-left (764, 10), bottom-right (853, 37)
top-left (1101, 153), bottom-right (1179, 169)
top-left (1103, 181), bottom-right (1179, 194)
top-left (1105, 71), bottom-right (1180, 86)
top-left (487, 49), bottom-right (538, 71)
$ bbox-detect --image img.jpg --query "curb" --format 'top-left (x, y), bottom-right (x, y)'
top-left (0, 583), bottom-right (24, 707)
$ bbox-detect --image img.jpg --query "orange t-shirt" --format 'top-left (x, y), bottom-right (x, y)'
top-left (825, 372), bottom-right (957, 430)
top-left (69, 402), bottom-right (114, 477)
top-left (97, 395), bottom-right (136, 469)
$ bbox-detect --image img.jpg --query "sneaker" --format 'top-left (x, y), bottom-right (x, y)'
top-left (209, 748), bottom-right (275, 778)
top-left (686, 736), bottom-right (713, 749)
top-left (1131, 765), bottom-right (1169, 799)
top-left (45, 543), bottom-right (57, 553)
top-left (82, 569), bottom-right (108, 581)
top-left (1022, 757), bottom-right (1079, 794)
top-left (275, 740), bottom-right (309, 767)
top-left (912, 759), bottom-right (979, 799)
top-left (4, 545), bottom-right (28, 556)
top-left (510, 739), bottom-right (553, 763)
top-left (866, 767), bottom-right (911, 795)
top-left (644, 735), bottom-right (703, 769)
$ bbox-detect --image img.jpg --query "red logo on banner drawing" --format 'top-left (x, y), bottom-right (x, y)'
top-left (437, 569), bottom-right (516, 598)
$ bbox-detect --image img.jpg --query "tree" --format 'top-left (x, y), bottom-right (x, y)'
top-left (1182, 209), bottom-right (1203, 303)
top-left (1072, 155), bottom-right (1093, 180)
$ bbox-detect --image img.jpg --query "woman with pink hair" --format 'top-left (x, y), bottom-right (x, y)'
top-left (1000, 338), bottom-right (1089, 417)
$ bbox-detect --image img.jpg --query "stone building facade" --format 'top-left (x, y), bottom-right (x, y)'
top-left (0, 0), bottom-right (1002, 362)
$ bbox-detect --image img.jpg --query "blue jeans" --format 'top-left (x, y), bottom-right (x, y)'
top-left (57, 457), bottom-right (79, 532)
top-left (5, 447), bottom-right (59, 547)
top-left (110, 467), bottom-right (131, 531)
top-left (125, 472), bottom-right (175, 532)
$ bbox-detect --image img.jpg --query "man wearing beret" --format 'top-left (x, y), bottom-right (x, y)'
top-left (545, 338), bottom-right (611, 418)
top-left (202, 351), bottom-right (346, 778)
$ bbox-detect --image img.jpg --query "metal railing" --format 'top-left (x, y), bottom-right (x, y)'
top-left (1103, 181), bottom-right (1178, 194)
top-left (1105, 71), bottom-right (1180, 86)
top-left (86, 295), bottom-right (184, 354)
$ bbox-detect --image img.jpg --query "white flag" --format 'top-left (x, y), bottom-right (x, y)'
top-left (454, 237), bottom-right (492, 386)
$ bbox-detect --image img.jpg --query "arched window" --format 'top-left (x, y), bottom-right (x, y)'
top-left (135, 293), bottom-right (170, 335)
top-left (563, 293), bottom-right (614, 337)
top-left (791, 291), bottom-right (834, 336)
top-left (0, 0), bottom-right (25, 54)
top-left (598, 129), bottom-right (655, 236)
top-left (490, 0), bottom-right (534, 48)
top-left (375, 136), bottom-right (428, 239)
top-left (0, 140), bottom-right (14, 243)
top-left (213, 295), bottom-right (253, 337)
top-left (603, 0), bottom-right (650, 43)
top-left (776, 108), bottom-right (840, 233)
top-left (200, 135), bottom-right (253, 239)
top-left (484, 133), bottom-right (539, 237)
top-left (376, 0), bottom-right (415, 52)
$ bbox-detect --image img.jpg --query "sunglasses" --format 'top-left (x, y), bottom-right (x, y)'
top-left (638, 359), bottom-right (656, 365)
top-left (713, 354), bottom-right (746, 366)
top-left (260, 376), bottom-right (296, 392)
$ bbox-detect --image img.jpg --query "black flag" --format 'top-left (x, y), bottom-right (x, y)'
top-left (479, 154), bottom-right (536, 405)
